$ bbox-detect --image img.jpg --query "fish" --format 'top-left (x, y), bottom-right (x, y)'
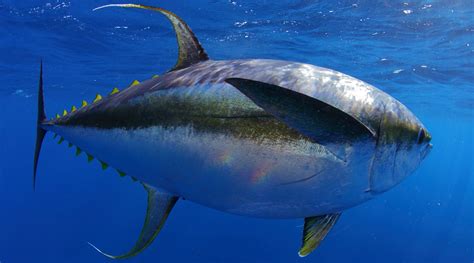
top-left (32, 3), bottom-right (433, 259)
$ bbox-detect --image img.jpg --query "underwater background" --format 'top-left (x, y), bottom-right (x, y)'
top-left (0, 0), bottom-right (472, 262)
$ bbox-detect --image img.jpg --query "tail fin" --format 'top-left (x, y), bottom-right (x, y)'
top-left (33, 60), bottom-right (47, 190)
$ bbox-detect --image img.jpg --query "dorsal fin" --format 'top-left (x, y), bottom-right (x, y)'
top-left (94, 4), bottom-right (209, 71)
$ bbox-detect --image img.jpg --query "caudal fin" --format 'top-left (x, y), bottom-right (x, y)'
top-left (33, 60), bottom-right (47, 190)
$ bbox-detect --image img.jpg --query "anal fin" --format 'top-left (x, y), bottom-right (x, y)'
top-left (298, 213), bottom-right (341, 257)
top-left (89, 183), bottom-right (178, 259)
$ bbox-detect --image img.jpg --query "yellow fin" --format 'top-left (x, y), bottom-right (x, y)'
top-left (99, 160), bottom-right (109, 170)
top-left (110, 87), bottom-right (120, 95)
top-left (71, 105), bottom-right (77, 112)
top-left (75, 147), bottom-right (82, 156)
top-left (152, 75), bottom-right (159, 79)
top-left (86, 153), bottom-right (94, 162)
top-left (298, 214), bottom-right (341, 257)
top-left (130, 80), bottom-right (140, 87)
top-left (82, 100), bottom-right (88, 107)
top-left (63, 109), bottom-right (68, 116)
top-left (93, 94), bottom-right (102, 103)
top-left (117, 169), bottom-right (126, 177)
top-left (56, 114), bottom-right (60, 119)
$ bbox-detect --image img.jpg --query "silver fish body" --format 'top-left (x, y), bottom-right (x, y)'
top-left (33, 4), bottom-right (432, 258)
top-left (44, 59), bottom-right (431, 218)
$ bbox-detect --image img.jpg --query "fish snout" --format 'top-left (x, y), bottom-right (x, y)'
top-left (416, 127), bottom-right (431, 145)
top-left (415, 126), bottom-right (433, 159)
top-left (369, 108), bottom-right (432, 193)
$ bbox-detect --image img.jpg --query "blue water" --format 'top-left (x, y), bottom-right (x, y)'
top-left (1, 0), bottom-right (472, 262)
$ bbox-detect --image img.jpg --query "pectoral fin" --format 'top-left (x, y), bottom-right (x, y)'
top-left (298, 213), bottom-right (341, 257)
top-left (89, 183), bottom-right (178, 259)
top-left (225, 78), bottom-right (375, 150)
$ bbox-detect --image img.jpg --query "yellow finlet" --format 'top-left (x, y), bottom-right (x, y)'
top-left (86, 153), bottom-right (94, 162)
top-left (56, 113), bottom-right (60, 119)
top-left (58, 137), bottom-right (64, 144)
top-left (117, 169), bottom-right (126, 177)
top-left (130, 80), bottom-right (140, 87)
top-left (131, 176), bottom-right (138, 182)
top-left (152, 75), bottom-right (159, 79)
top-left (93, 94), bottom-right (102, 103)
top-left (75, 147), bottom-right (82, 156)
top-left (63, 109), bottom-right (68, 116)
top-left (71, 105), bottom-right (77, 112)
top-left (68, 142), bottom-right (73, 148)
top-left (53, 133), bottom-right (58, 139)
top-left (82, 100), bottom-right (88, 107)
top-left (110, 87), bottom-right (120, 95)
top-left (99, 160), bottom-right (109, 170)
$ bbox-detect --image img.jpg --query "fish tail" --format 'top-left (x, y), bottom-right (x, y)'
top-left (33, 60), bottom-right (47, 190)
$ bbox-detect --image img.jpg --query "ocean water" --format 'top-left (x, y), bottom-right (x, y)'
top-left (0, 0), bottom-right (472, 262)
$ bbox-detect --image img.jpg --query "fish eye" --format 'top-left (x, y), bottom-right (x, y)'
top-left (417, 128), bottom-right (425, 144)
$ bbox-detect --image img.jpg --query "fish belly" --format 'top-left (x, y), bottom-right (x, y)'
top-left (46, 124), bottom-right (374, 218)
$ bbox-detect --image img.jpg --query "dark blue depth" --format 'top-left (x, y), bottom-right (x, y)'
top-left (0, 0), bottom-right (472, 262)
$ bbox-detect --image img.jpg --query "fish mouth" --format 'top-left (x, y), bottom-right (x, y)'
top-left (421, 143), bottom-right (433, 160)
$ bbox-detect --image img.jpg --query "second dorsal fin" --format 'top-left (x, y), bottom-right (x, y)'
top-left (94, 4), bottom-right (209, 71)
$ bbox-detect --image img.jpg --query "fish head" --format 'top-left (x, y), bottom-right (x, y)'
top-left (369, 101), bottom-right (432, 193)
